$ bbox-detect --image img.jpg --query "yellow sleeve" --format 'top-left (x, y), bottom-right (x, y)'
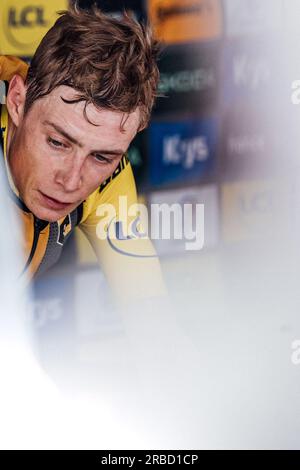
top-left (79, 158), bottom-right (167, 305)
top-left (0, 56), bottom-right (28, 81)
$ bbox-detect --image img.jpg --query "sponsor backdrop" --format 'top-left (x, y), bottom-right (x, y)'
top-left (149, 184), bottom-right (219, 255)
top-left (223, 0), bottom-right (282, 37)
top-left (0, 0), bottom-right (290, 263)
top-left (154, 41), bottom-right (220, 115)
top-left (77, 0), bottom-right (147, 21)
top-left (0, 0), bottom-right (68, 56)
top-left (149, 117), bottom-right (218, 186)
top-left (148, 0), bottom-right (223, 44)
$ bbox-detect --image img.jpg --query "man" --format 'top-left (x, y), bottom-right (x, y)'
top-left (0, 5), bottom-right (165, 304)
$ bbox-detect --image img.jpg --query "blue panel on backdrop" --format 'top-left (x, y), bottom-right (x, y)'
top-left (149, 117), bottom-right (218, 186)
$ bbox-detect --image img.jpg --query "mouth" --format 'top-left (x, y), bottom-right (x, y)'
top-left (39, 191), bottom-right (75, 211)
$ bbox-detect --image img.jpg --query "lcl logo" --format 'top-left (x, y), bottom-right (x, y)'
top-left (0, 1), bottom-right (65, 55)
top-left (1, 0), bottom-right (51, 55)
top-left (8, 6), bottom-right (48, 28)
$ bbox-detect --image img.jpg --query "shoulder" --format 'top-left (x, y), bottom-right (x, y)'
top-left (0, 56), bottom-right (29, 81)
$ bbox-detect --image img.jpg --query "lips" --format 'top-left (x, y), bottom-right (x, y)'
top-left (39, 191), bottom-right (74, 211)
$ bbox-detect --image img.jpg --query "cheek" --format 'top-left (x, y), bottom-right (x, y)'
top-left (22, 131), bottom-right (51, 173)
top-left (84, 161), bottom-right (120, 191)
top-left (82, 172), bottom-right (105, 195)
top-left (30, 154), bottom-right (51, 179)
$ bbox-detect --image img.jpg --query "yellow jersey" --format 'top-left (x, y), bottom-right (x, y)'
top-left (0, 55), bottom-right (165, 303)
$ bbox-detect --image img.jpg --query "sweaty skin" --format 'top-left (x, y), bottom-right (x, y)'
top-left (6, 76), bottom-right (140, 223)
top-left (0, 55), bottom-right (166, 303)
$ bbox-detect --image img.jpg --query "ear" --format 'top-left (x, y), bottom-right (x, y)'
top-left (6, 74), bottom-right (27, 127)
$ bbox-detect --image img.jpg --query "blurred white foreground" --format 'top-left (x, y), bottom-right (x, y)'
top-left (0, 157), bottom-right (150, 450)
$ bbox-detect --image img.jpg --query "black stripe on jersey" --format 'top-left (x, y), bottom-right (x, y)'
top-left (75, 201), bottom-right (84, 226)
top-left (0, 104), bottom-right (4, 152)
top-left (98, 154), bottom-right (129, 194)
top-left (4, 80), bottom-right (9, 95)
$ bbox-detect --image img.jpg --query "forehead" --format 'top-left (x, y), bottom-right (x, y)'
top-left (29, 85), bottom-right (140, 145)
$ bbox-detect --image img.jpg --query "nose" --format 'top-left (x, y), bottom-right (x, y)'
top-left (55, 155), bottom-right (84, 193)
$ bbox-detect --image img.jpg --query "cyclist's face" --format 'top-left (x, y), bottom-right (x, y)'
top-left (7, 83), bottom-right (139, 222)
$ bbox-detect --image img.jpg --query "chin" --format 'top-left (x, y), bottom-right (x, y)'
top-left (25, 191), bottom-right (78, 222)
top-left (30, 204), bottom-right (67, 223)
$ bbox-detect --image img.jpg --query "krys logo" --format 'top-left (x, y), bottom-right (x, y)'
top-left (233, 54), bottom-right (270, 90)
top-left (1, 1), bottom-right (67, 55)
top-left (163, 135), bottom-right (209, 169)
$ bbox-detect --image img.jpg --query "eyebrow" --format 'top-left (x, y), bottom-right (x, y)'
top-left (43, 120), bottom-right (126, 156)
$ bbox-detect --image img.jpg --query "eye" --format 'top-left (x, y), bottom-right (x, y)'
top-left (47, 137), bottom-right (66, 148)
top-left (92, 153), bottom-right (111, 164)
